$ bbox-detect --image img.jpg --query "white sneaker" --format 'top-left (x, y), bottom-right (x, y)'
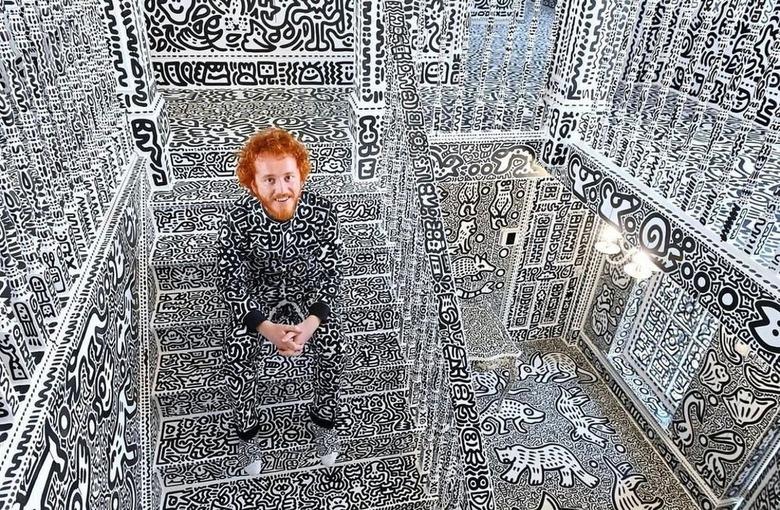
top-left (308, 422), bottom-right (341, 467)
top-left (244, 458), bottom-right (264, 476)
top-left (321, 451), bottom-right (339, 468)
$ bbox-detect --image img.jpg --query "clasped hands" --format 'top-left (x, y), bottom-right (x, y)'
top-left (257, 315), bottom-right (321, 356)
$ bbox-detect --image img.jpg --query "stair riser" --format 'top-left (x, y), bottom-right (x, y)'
top-left (161, 455), bottom-right (424, 509)
top-left (152, 252), bottom-right (393, 292)
top-left (170, 145), bottom-right (352, 180)
top-left (153, 305), bottom-right (399, 343)
top-left (152, 196), bottom-right (385, 234)
top-left (156, 392), bottom-right (415, 465)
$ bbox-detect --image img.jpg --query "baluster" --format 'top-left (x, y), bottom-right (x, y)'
top-left (531, 0), bottom-right (569, 131)
top-left (452, 1), bottom-right (475, 131)
top-left (686, 0), bottom-right (775, 221)
top-left (633, 0), bottom-right (697, 188)
top-left (607, 0), bottom-right (663, 164)
top-left (592, 0), bottom-right (643, 153)
top-left (666, 0), bottom-right (748, 205)
top-left (620, 0), bottom-right (689, 176)
top-left (492, 0), bottom-right (524, 130)
top-left (472, 0), bottom-right (499, 130)
top-left (701, 35), bottom-right (780, 239)
top-left (511, 0), bottom-right (545, 130)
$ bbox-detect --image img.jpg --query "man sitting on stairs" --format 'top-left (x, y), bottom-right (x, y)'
top-left (216, 127), bottom-right (344, 475)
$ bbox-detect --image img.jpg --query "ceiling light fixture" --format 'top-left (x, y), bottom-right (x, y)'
top-left (595, 222), bottom-right (661, 280)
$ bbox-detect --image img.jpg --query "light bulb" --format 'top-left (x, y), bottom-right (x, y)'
top-left (623, 250), bottom-right (657, 279)
top-left (595, 223), bottom-right (621, 254)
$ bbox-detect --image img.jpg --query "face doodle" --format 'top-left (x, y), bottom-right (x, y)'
top-left (250, 154), bottom-right (304, 222)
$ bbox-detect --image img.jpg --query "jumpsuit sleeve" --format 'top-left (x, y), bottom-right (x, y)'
top-left (216, 207), bottom-right (269, 331)
top-left (307, 207), bottom-right (343, 323)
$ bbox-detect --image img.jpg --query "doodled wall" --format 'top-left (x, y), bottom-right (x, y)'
top-left (431, 139), bottom-right (598, 342)
top-left (562, 143), bottom-right (780, 506)
top-left (0, 165), bottom-right (144, 510)
top-left (624, 0), bottom-right (779, 128)
top-left (143, 0), bottom-right (355, 87)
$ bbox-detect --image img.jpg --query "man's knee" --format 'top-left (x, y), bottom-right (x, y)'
top-left (224, 327), bottom-right (259, 365)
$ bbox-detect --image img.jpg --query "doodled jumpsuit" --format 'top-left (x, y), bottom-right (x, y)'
top-left (216, 189), bottom-right (344, 435)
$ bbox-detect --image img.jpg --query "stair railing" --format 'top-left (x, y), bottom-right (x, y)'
top-left (382, 1), bottom-right (497, 508)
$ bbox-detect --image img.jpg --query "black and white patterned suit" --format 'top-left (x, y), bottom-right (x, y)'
top-left (217, 189), bottom-right (344, 435)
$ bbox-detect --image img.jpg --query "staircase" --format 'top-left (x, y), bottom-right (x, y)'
top-left (147, 88), bottom-right (434, 508)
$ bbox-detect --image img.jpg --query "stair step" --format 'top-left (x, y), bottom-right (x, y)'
top-left (151, 233), bottom-right (393, 292)
top-left (166, 99), bottom-right (347, 121)
top-left (154, 354), bottom-right (410, 413)
top-left (156, 431), bottom-right (421, 489)
top-left (151, 199), bottom-right (389, 240)
top-left (155, 341), bottom-right (404, 393)
top-left (160, 454), bottom-right (428, 508)
top-left (151, 188), bottom-right (387, 233)
top-left (169, 113), bottom-right (351, 149)
top-left (151, 289), bottom-right (400, 336)
top-left (155, 390), bottom-right (416, 466)
top-left (170, 134), bottom-right (354, 179)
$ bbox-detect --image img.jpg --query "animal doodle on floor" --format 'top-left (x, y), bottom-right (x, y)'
top-left (451, 254), bottom-right (496, 282)
top-left (671, 391), bottom-right (706, 451)
top-left (489, 180), bottom-right (514, 230)
top-left (473, 370), bottom-right (505, 397)
top-left (518, 353), bottom-right (597, 384)
top-left (480, 398), bottom-right (545, 436)
top-left (495, 443), bottom-right (600, 488)
top-left (604, 456), bottom-right (663, 510)
top-left (556, 387), bottom-right (616, 448)
top-left (697, 430), bottom-right (746, 488)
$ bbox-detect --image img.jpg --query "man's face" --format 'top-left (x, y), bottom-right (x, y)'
top-left (250, 154), bottom-right (303, 222)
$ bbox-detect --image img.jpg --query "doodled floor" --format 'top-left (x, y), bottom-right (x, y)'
top-left (473, 338), bottom-right (696, 509)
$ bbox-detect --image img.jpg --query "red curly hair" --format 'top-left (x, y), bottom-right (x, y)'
top-left (236, 127), bottom-right (311, 189)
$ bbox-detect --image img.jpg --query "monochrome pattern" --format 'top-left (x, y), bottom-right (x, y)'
top-left (475, 339), bottom-right (696, 510)
top-left (143, 1), bottom-right (353, 87)
top-left (216, 191), bottom-right (344, 432)
top-left (433, 138), bottom-right (599, 344)
top-left (0, 162), bottom-right (144, 510)
top-left (566, 143), bottom-right (780, 503)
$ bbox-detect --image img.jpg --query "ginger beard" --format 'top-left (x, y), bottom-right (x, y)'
top-left (250, 154), bottom-right (304, 222)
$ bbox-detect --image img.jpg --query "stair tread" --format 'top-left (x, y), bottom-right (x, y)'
top-left (154, 349), bottom-right (409, 394)
top-left (155, 390), bottom-right (416, 466)
top-left (160, 454), bottom-right (428, 509)
top-left (151, 231), bottom-right (393, 267)
top-left (150, 178), bottom-right (387, 207)
top-left (169, 118), bottom-right (351, 149)
top-left (161, 87), bottom-right (352, 105)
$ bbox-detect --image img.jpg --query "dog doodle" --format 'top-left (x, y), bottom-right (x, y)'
top-left (495, 443), bottom-right (599, 488)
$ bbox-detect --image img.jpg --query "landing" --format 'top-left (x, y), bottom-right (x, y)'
top-left (473, 338), bottom-right (696, 509)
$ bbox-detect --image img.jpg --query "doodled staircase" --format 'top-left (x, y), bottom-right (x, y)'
top-left (147, 89), bottom-right (434, 507)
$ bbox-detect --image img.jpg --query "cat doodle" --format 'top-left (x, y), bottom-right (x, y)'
top-left (496, 443), bottom-right (599, 488)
